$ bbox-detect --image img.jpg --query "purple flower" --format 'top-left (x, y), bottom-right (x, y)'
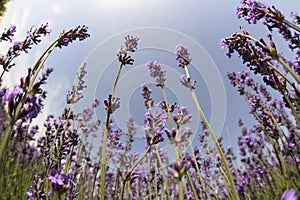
top-left (0, 23), bottom-right (51, 72)
top-left (236, 0), bottom-right (268, 24)
top-left (141, 84), bottom-right (154, 109)
top-left (104, 94), bottom-right (120, 114)
top-left (0, 25), bottom-right (16, 42)
top-left (47, 169), bottom-right (75, 194)
top-left (143, 109), bottom-right (167, 145)
top-left (118, 35), bottom-right (140, 53)
top-left (146, 60), bottom-right (166, 87)
top-left (280, 189), bottom-right (298, 200)
top-left (168, 157), bottom-right (191, 179)
top-left (56, 25), bottom-right (90, 48)
top-left (178, 74), bottom-right (196, 90)
top-left (173, 106), bottom-right (192, 127)
top-left (117, 35), bottom-right (139, 65)
top-left (175, 44), bottom-right (192, 67)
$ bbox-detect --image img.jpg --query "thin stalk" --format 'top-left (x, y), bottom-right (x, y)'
top-left (277, 56), bottom-right (300, 84)
top-left (120, 180), bottom-right (126, 200)
top-left (283, 19), bottom-right (300, 32)
top-left (112, 63), bottom-right (123, 97)
top-left (100, 61), bottom-right (124, 199)
top-left (128, 146), bottom-right (151, 174)
top-left (186, 172), bottom-right (199, 200)
top-left (99, 111), bottom-right (111, 200)
top-left (183, 65), bottom-right (240, 200)
top-left (178, 178), bottom-right (184, 200)
top-left (188, 140), bottom-right (207, 198)
top-left (147, 154), bottom-right (152, 200)
top-left (120, 146), bottom-right (151, 200)
top-left (154, 145), bottom-right (171, 200)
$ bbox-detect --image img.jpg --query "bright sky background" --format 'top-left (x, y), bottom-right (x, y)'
top-left (0, 0), bottom-right (299, 155)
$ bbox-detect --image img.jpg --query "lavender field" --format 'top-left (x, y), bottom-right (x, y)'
top-left (0, 1), bottom-right (299, 199)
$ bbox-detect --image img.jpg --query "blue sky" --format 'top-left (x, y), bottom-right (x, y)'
top-left (0, 0), bottom-right (299, 155)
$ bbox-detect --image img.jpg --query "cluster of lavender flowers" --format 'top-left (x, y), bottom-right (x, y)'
top-left (0, 1), bottom-right (299, 199)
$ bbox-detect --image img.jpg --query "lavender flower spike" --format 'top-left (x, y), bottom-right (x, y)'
top-left (46, 169), bottom-right (75, 194)
top-left (175, 44), bottom-right (192, 67)
top-left (146, 60), bottom-right (166, 87)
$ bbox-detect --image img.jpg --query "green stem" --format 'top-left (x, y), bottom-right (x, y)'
top-left (129, 146), bottom-right (151, 174)
top-left (178, 178), bottom-right (184, 200)
top-left (99, 111), bottom-right (111, 200)
top-left (120, 180), bottom-right (126, 200)
top-left (188, 140), bottom-right (207, 198)
top-left (112, 63), bottom-right (123, 97)
top-left (154, 145), bottom-right (171, 200)
top-left (184, 65), bottom-right (240, 200)
top-left (283, 19), bottom-right (300, 32)
top-left (277, 56), bottom-right (300, 84)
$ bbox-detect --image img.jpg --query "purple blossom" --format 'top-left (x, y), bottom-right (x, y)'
top-left (175, 44), bottom-right (192, 67)
top-left (146, 60), bottom-right (166, 87)
top-left (143, 109), bottom-right (167, 145)
top-left (173, 106), bottom-right (192, 127)
top-left (236, 0), bottom-right (268, 24)
top-left (280, 189), bottom-right (298, 200)
top-left (0, 25), bottom-right (16, 42)
top-left (0, 23), bottom-right (51, 72)
top-left (47, 169), bottom-right (75, 193)
top-left (178, 74), bottom-right (196, 90)
top-left (118, 35), bottom-right (140, 53)
top-left (56, 25), bottom-right (90, 48)
top-left (141, 84), bottom-right (154, 109)
top-left (117, 35), bottom-right (139, 65)
top-left (168, 157), bottom-right (191, 179)
top-left (104, 94), bottom-right (120, 114)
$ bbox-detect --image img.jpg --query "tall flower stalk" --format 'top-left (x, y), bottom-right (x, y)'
top-left (175, 44), bottom-right (240, 200)
top-left (99, 35), bottom-right (139, 200)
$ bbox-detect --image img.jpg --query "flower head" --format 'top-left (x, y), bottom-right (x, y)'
top-left (119, 35), bottom-right (140, 53)
top-left (46, 169), bottom-right (75, 194)
top-left (173, 106), bottom-right (192, 127)
top-left (117, 35), bottom-right (139, 65)
top-left (146, 60), bottom-right (166, 87)
top-left (56, 25), bottom-right (90, 48)
top-left (179, 74), bottom-right (196, 90)
top-left (175, 44), bottom-right (192, 67)
top-left (168, 157), bottom-right (191, 179)
top-left (280, 189), bottom-right (298, 200)
top-left (0, 25), bottom-right (16, 42)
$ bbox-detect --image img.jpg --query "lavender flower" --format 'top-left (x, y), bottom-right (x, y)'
top-left (117, 35), bottom-right (139, 65)
top-left (104, 94), bottom-right (120, 114)
top-left (66, 63), bottom-right (87, 104)
top-left (158, 100), bottom-right (177, 113)
top-left (146, 60), bottom-right (166, 87)
top-left (175, 44), bottom-right (192, 67)
top-left (279, 189), bottom-right (298, 200)
top-left (0, 25), bottom-right (16, 42)
top-left (178, 74), bottom-right (196, 90)
top-left (47, 169), bottom-right (75, 194)
top-left (168, 157), bottom-right (191, 179)
top-left (119, 35), bottom-right (139, 53)
top-left (173, 106), bottom-right (192, 127)
top-left (141, 84), bottom-right (154, 109)
top-left (236, 0), bottom-right (268, 24)
top-left (0, 23), bottom-right (51, 72)
top-left (56, 25), bottom-right (90, 48)
top-left (143, 109), bottom-right (167, 145)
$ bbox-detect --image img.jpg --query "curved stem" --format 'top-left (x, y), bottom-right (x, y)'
top-left (183, 65), bottom-right (240, 200)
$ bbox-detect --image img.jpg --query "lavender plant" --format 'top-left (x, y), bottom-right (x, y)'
top-left (0, 1), bottom-right (299, 199)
